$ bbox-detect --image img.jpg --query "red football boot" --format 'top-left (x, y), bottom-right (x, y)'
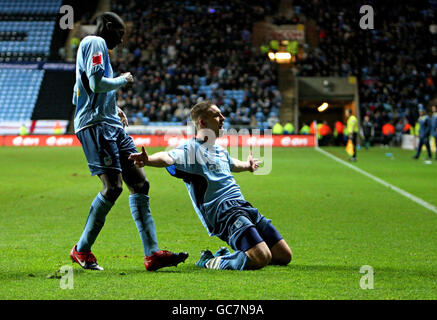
top-left (144, 250), bottom-right (189, 271)
top-left (70, 244), bottom-right (104, 271)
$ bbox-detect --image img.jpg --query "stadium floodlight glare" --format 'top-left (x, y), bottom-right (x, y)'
top-left (275, 52), bottom-right (292, 63)
top-left (318, 102), bottom-right (329, 112)
top-left (267, 52), bottom-right (292, 63)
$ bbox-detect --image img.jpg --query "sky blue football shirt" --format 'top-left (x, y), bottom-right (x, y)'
top-left (167, 138), bottom-right (246, 236)
top-left (73, 36), bottom-right (122, 133)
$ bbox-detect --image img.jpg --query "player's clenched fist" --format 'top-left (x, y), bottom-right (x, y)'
top-left (121, 72), bottom-right (134, 83)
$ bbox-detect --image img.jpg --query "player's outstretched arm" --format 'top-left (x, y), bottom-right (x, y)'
top-left (89, 72), bottom-right (133, 93)
top-left (128, 146), bottom-right (175, 168)
top-left (231, 151), bottom-right (261, 173)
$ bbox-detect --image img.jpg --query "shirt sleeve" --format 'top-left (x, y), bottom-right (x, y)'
top-left (83, 37), bottom-right (106, 79)
top-left (225, 149), bottom-right (234, 171)
top-left (72, 83), bottom-right (78, 105)
top-left (167, 143), bottom-right (195, 173)
top-left (89, 72), bottom-right (127, 93)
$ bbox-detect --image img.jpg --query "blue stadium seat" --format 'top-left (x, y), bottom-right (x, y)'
top-left (0, 69), bottom-right (44, 121)
top-left (0, 21), bottom-right (56, 58)
top-left (0, 0), bottom-right (61, 15)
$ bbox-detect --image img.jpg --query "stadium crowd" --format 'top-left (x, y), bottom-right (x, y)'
top-left (293, 0), bottom-right (437, 144)
top-left (110, 0), bottom-right (282, 128)
top-left (71, 0), bottom-right (437, 143)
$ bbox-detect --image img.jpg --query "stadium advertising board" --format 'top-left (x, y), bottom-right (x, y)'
top-left (1, 135), bottom-right (316, 147)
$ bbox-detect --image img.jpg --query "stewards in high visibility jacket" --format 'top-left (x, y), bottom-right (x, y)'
top-left (272, 122), bottom-right (284, 135)
top-left (346, 109), bottom-right (358, 161)
top-left (284, 122), bottom-right (294, 134)
top-left (19, 124), bottom-right (27, 136)
top-left (300, 123), bottom-right (310, 135)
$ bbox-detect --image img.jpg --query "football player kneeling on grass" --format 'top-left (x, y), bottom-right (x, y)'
top-left (129, 101), bottom-right (292, 270)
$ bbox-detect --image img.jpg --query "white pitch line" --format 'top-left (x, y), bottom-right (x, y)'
top-left (315, 147), bottom-right (437, 214)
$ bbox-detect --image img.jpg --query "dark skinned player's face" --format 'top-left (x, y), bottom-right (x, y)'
top-left (106, 24), bottom-right (125, 50)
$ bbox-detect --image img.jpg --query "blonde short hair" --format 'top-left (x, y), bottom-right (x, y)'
top-left (190, 100), bottom-right (213, 128)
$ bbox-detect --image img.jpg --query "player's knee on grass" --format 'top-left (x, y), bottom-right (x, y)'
top-left (245, 242), bottom-right (272, 269)
top-left (234, 225), bottom-right (270, 269)
top-left (270, 240), bottom-right (292, 265)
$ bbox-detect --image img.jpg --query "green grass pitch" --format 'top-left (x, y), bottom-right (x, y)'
top-left (0, 146), bottom-right (437, 300)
